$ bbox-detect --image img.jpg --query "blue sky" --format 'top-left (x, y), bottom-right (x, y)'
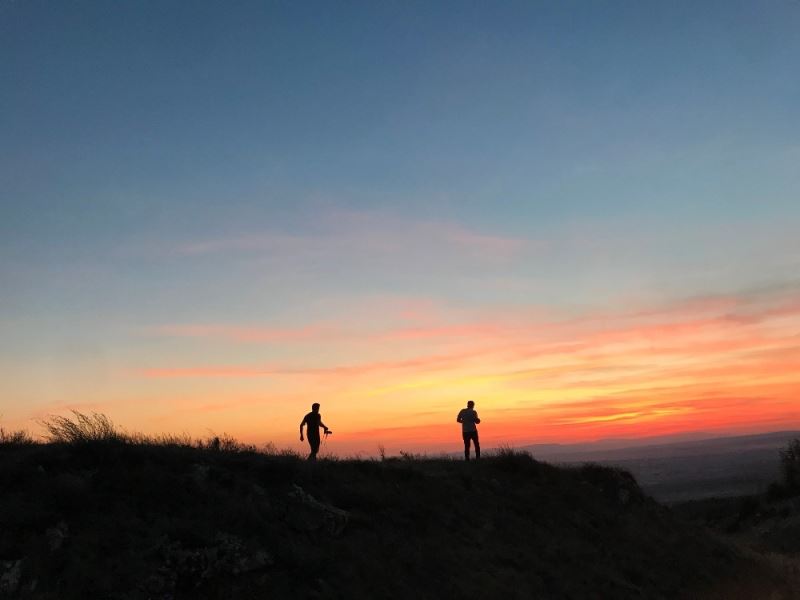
top-left (1, 1), bottom-right (799, 446)
top-left (4, 1), bottom-right (799, 226)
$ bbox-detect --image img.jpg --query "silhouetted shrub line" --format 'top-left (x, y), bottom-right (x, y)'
top-left (0, 424), bottom-right (34, 446)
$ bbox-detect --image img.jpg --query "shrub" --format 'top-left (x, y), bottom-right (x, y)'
top-left (135, 432), bottom-right (195, 447)
top-left (492, 444), bottom-right (536, 472)
top-left (39, 410), bottom-right (124, 444)
top-left (495, 443), bottom-right (526, 458)
top-left (399, 450), bottom-right (422, 461)
top-left (0, 426), bottom-right (34, 445)
top-left (779, 438), bottom-right (800, 491)
top-left (198, 433), bottom-right (257, 453)
top-left (261, 442), bottom-right (301, 458)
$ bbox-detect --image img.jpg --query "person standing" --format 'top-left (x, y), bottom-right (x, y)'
top-left (300, 403), bottom-right (330, 461)
top-left (457, 400), bottom-right (481, 460)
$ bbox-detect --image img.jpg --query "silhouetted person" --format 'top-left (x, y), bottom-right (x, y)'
top-left (300, 403), bottom-right (330, 461)
top-left (457, 400), bottom-right (481, 460)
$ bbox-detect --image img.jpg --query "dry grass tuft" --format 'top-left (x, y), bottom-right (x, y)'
top-left (38, 410), bottom-right (124, 444)
top-left (0, 425), bottom-right (34, 445)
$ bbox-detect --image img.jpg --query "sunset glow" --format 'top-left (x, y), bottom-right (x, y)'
top-left (2, 2), bottom-right (799, 455)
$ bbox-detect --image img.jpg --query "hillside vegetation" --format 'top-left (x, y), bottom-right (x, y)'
top-left (0, 416), bottom-right (797, 599)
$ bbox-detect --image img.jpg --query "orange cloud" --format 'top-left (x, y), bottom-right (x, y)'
top-left (141, 348), bottom-right (487, 379)
top-left (126, 284), bottom-right (800, 451)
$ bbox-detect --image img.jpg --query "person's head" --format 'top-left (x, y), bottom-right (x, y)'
top-left (467, 400), bottom-right (475, 409)
top-left (311, 403), bottom-right (320, 413)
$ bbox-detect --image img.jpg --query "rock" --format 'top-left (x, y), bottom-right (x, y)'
top-left (156, 533), bottom-right (273, 589)
top-left (234, 549), bottom-right (273, 575)
top-left (214, 533), bottom-right (262, 574)
top-left (609, 470), bottom-right (645, 506)
top-left (315, 577), bottom-right (337, 599)
top-left (46, 521), bottom-right (69, 551)
top-left (0, 559), bottom-right (23, 596)
top-left (142, 573), bottom-right (172, 596)
top-left (582, 465), bottom-right (645, 507)
top-left (286, 485), bottom-right (349, 536)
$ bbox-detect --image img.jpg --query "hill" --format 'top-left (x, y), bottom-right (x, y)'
top-left (0, 439), bottom-right (797, 599)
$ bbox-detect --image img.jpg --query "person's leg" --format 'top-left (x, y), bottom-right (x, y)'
top-left (308, 437), bottom-right (320, 460)
top-left (473, 432), bottom-right (480, 459)
top-left (463, 432), bottom-right (471, 460)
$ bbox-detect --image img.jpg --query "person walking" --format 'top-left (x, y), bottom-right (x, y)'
top-left (300, 403), bottom-right (331, 461)
top-left (457, 400), bottom-right (481, 460)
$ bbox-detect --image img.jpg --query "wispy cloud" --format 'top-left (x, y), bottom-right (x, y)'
top-left (149, 323), bottom-right (341, 343)
top-left (171, 209), bottom-right (534, 264)
top-left (141, 349), bottom-right (485, 379)
top-left (133, 282), bottom-right (800, 446)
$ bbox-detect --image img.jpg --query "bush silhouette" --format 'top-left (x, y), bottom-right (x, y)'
top-left (39, 410), bottom-right (123, 444)
top-left (0, 425), bottom-right (33, 445)
top-left (779, 437), bottom-right (800, 491)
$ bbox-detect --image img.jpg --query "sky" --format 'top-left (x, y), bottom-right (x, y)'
top-left (1, 0), bottom-right (799, 455)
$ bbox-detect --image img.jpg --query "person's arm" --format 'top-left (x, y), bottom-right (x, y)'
top-left (456, 409), bottom-right (464, 423)
top-left (320, 419), bottom-right (329, 434)
top-left (474, 411), bottom-right (481, 425)
top-left (299, 416), bottom-right (307, 441)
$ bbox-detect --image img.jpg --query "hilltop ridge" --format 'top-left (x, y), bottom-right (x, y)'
top-left (2, 436), bottom-right (797, 599)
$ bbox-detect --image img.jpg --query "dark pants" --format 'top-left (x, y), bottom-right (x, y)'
top-left (307, 436), bottom-right (320, 460)
top-left (463, 431), bottom-right (480, 460)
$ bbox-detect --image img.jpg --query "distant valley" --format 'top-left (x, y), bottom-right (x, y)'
top-left (521, 430), bottom-right (800, 503)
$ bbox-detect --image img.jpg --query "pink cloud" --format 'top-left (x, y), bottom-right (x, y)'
top-left (144, 285), bottom-right (800, 379)
top-left (150, 323), bottom-right (339, 343)
top-left (134, 283), bottom-right (800, 448)
top-left (384, 323), bottom-right (507, 341)
top-left (427, 222), bottom-right (531, 259)
top-left (170, 209), bottom-right (534, 263)
top-left (140, 348), bottom-right (485, 379)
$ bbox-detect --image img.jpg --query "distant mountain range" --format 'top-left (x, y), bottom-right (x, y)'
top-left (521, 430), bottom-right (800, 463)
top-left (519, 430), bottom-right (800, 503)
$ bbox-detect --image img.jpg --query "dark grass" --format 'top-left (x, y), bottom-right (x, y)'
top-left (0, 440), bottom-right (755, 599)
top-left (1, 416), bottom-right (797, 599)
